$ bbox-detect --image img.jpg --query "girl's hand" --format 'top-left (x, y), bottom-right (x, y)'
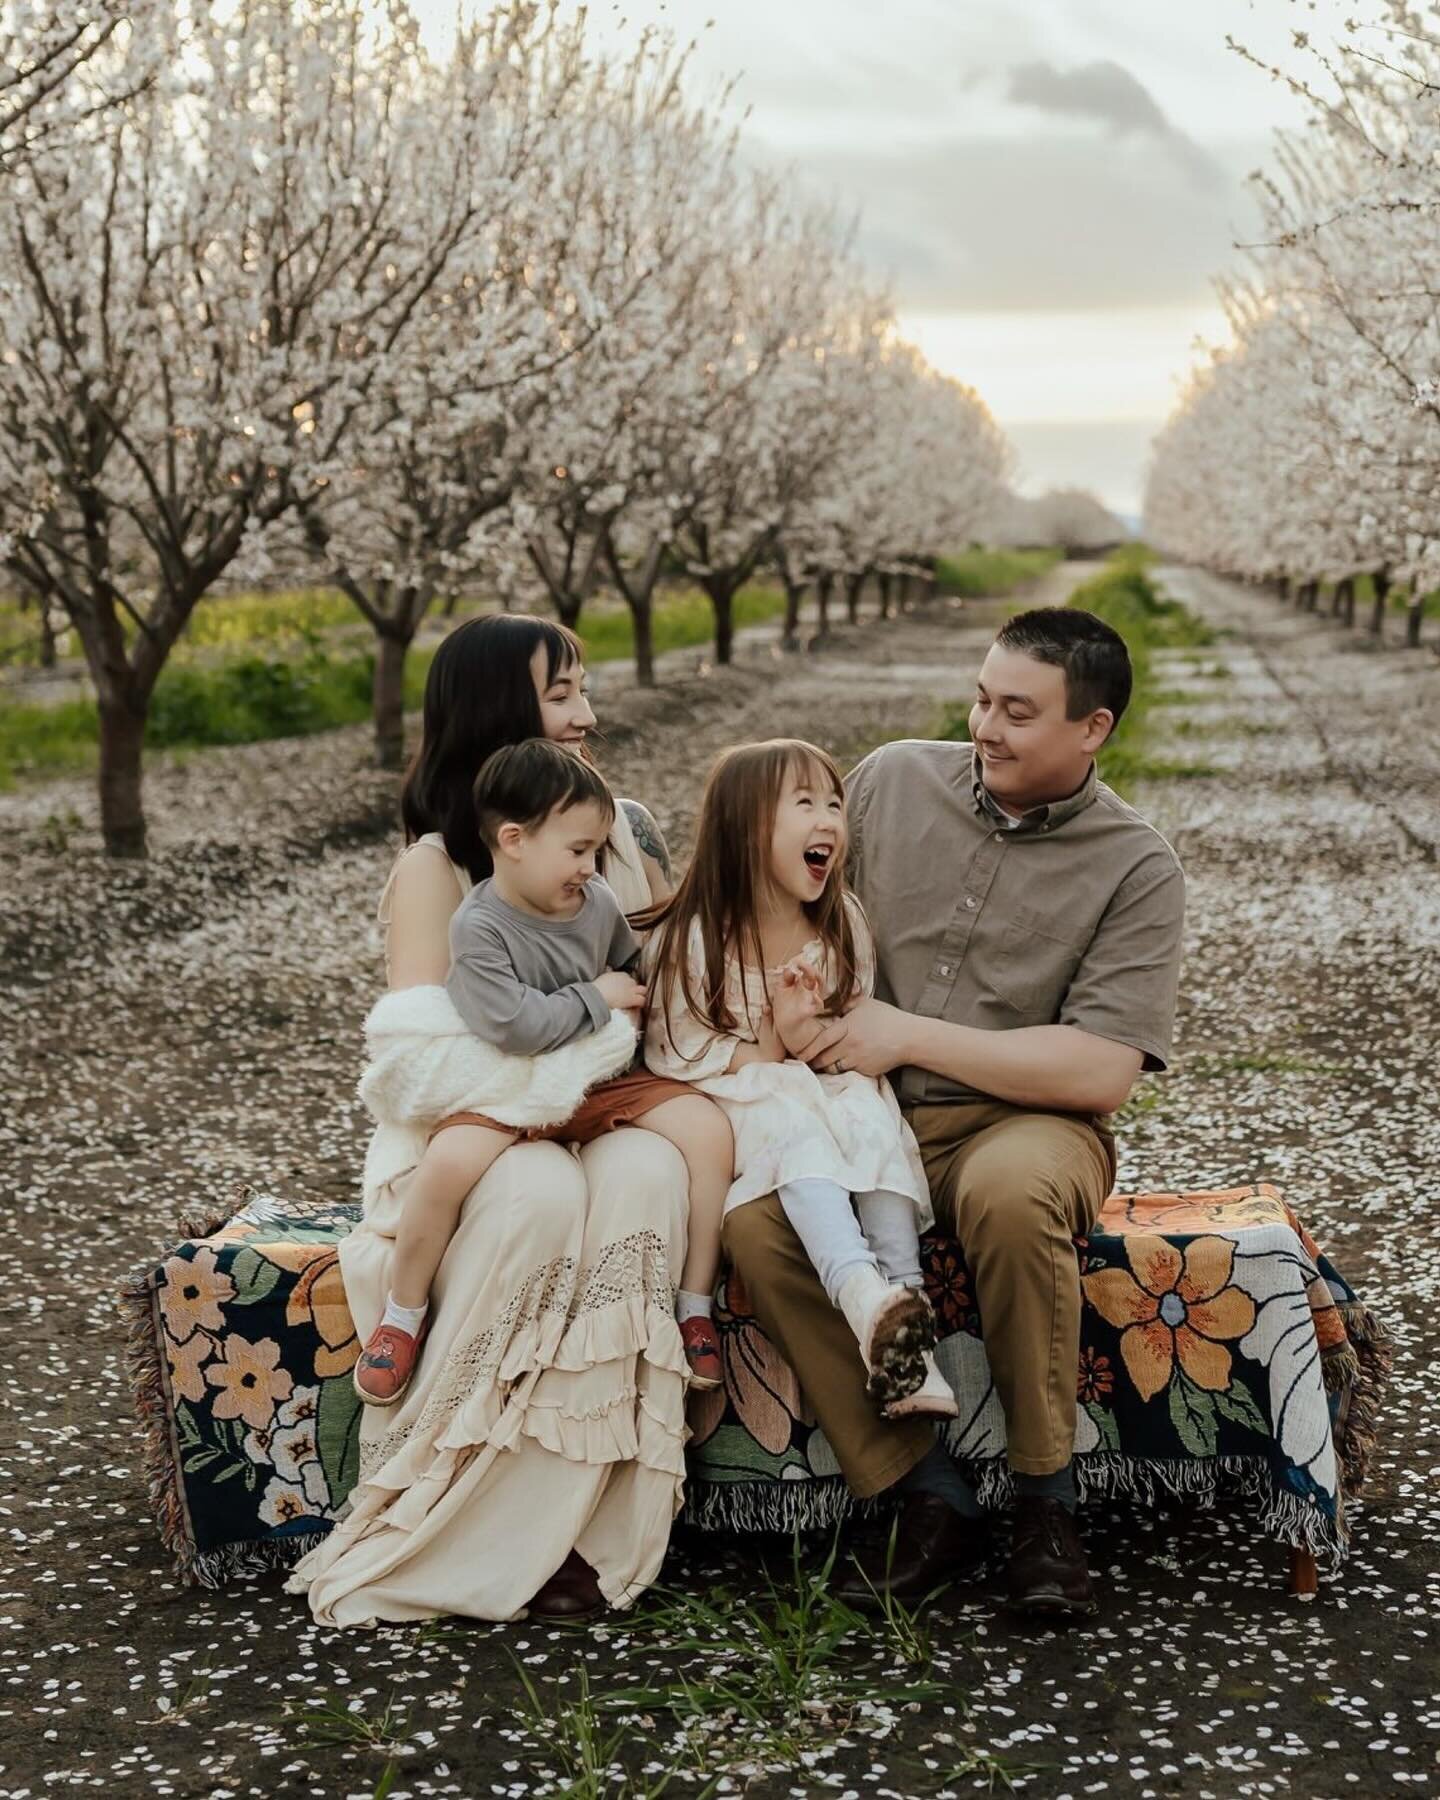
top-left (728, 1005), bottom-right (786, 1069)
top-left (771, 961), bottom-right (824, 1055)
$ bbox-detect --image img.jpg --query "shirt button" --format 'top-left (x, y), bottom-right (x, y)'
top-left (939, 963), bottom-right (952, 977)
top-left (964, 897), bottom-right (978, 910)
top-left (994, 831), bottom-right (1005, 842)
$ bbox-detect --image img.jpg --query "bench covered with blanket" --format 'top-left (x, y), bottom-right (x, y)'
top-left (122, 1182), bottom-right (1388, 1590)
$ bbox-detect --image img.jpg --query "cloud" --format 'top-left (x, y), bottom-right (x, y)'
top-left (780, 134), bottom-right (1267, 313)
top-left (1006, 59), bottom-right (1225, 190)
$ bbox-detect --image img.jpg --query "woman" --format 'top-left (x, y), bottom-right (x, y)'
top-left (287, 614), bottom-right (690, 1626)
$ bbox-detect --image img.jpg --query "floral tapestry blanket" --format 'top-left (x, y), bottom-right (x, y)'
top-left (122, 1183), bottom-right (1387, 1587)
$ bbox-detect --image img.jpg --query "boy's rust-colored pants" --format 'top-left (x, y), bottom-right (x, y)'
top-left (721, 1098), bottom-right (1116, 1495)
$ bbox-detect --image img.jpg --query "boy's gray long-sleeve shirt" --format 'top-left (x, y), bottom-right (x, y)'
top-left (445, 875), bottom-right (641, 1057)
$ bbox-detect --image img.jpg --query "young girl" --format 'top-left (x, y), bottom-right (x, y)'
top-left (642, 739), bottom-right (956, 1419)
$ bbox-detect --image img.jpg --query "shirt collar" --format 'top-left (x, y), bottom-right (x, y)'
top-left (969, 748), bottom-right (1098, 833)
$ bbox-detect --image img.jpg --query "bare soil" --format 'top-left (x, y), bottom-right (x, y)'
top-left (1, 563), bottom-right (1437, 1799)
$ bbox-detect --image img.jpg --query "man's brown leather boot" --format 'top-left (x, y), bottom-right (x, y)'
top-left (1006, 1496), bottom-right (1098, 1618)
top-left (831, 1493), bottom-right (988, 1609)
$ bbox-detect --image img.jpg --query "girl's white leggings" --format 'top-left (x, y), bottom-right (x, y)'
top-left (776, 1177), bottom-right (923, 1306)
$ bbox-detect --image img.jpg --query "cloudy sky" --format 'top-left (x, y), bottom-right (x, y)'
top-left (414, 1), bottom-right (1347, 517)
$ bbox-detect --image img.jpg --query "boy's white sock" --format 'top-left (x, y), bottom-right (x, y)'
top-left (381, 1294), bottom-right (429, 1337)
top-left (676, 1290), bottom-right (713, 1324)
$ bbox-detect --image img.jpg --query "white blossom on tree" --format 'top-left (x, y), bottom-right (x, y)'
top-left (0, 1), bottom-right (499, 850)
top-left (1147, 2), bottom-right (1440, 646)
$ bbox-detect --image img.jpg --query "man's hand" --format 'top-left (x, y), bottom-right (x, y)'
top-left (802, 996), bottom-right (912, 1078)
top-left (771, 959), bottom-right (824, 1055)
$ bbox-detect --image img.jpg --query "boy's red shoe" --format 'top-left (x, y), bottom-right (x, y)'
top-left (679, 1316), bottom-right (723, 1390)
top-left (354, 1322), bottom-right (425, 1406)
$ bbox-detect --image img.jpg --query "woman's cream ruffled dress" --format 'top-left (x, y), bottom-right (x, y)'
top-left (287, 807), bottom-right (690, 1626)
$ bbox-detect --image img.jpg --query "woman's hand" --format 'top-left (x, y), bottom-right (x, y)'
top-left (771, 960), bottom-right (824, 1056)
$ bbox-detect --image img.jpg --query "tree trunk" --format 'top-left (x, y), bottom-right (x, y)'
top-left (781, 577), bottom-right (806, 651)
top-left (1301, 580), bottom-right (1319, 612)
top-left (373, 631), bottom-right (410, 770)
top-left (879, 573), bottom-right (894, 620)
top-left (1333, 576), bottom-right (1354, 625)
top-left (706, 578), bottom-right (737, 665)
top-left (844, 572), bottom-right (863, 625)
top-left (1406, 601), bottom-right (1424, 649)
top-left (554, 593), bottom-right (584, 630)
top-left (631, 591), bottom-right (656, 688)
top-left (815, 572), bottom-right (833, 637)
top-left (1369, 569), bottom-right (1391, 637)
top-left (97, 694), bottom-right (148, 858)
top-left (38, 604), bottom-right (57, 668)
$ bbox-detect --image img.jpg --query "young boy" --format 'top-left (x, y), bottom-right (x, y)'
top-left (354, 739), bottom-right (731, 1406)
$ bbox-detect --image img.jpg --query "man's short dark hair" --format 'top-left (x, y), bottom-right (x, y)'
top-left (994, 607), bottom-right (1132, 731)
top-left (473, 738), bottom-right (615, 849)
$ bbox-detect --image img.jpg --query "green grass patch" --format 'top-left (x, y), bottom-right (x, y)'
top-left (575, 584), bottom-right (785, 662)
top-left (0, 584), bottom-right (788, 787)
top-left (1167, 715), bottom-right (1278, 739)
top-left (505, 1532), bottom-right (1035, 1791)
top-left (180, 586), bottom-right (363, 655)
top-left (935, 546), bottom-right (1062, 598)
top-left (1189, 1050), bottom-right (1344, 1078)
top-left (934, 547), bottom-right (1223, 798)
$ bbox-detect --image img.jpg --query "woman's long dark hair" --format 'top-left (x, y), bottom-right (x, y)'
top-left (400, 613), bottom-right (585, 882)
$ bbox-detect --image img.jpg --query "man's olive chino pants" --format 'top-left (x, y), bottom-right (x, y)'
top-left (721, 1098), bottom-right (1116, 1494)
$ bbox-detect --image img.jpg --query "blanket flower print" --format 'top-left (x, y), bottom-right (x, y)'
top-left (1082, 1236), bottom-right (1257, 1402)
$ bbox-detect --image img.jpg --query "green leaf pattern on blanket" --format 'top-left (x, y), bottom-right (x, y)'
top-left (1168, 1373), bottom-right (1220, 1457)
top-left (316, 1371), bottom-right (361, 1507)
top-left (1212, 1381), bottom-right (1269, 1437)
top-left (228, 1246), bottom-right (282, 1306)
top-left (1083, 1400), bottom-right (1122, 1453)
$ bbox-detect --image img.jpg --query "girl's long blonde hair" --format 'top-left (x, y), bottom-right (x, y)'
top-left (639, 739), bottom-right (858, 1057)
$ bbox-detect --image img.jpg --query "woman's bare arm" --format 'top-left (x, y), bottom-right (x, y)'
top-left (386, 846), bottom-right (462, 989)
top-left (620, 799), bottom-right (675, 904)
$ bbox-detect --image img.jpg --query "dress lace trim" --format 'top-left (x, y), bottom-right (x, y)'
top-left (358, 1228), bottom-right (673, 1480)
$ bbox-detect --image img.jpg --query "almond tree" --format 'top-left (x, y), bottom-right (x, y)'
top-left (1148, 3), bottom-right (1440, 644)
top-left (0, 1), bottom-right (490, 852)
top-left (504, 36), bottom-right (745, 682)
top-left (278, 5), bottom-right (609, 768)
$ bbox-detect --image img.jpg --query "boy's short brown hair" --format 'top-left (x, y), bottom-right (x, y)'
top-left (472, 739), bottom-right (615, 850)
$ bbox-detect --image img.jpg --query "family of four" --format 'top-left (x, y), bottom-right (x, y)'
top-left (286, 603), bottom-right (1185, 1628)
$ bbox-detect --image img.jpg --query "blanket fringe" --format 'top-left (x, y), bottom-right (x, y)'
top-left (176, 1180), bottom-right (258, 1244)
top-left (117, 1258), bottom-right (197, 1584)
top-left (1334, 1311), bottom-right (1393, 1496)
top-left (188, 1530), bottom-right (333, 1591)
top-left (685, 1453), bottom-right (1348, 1565)
top-left (681, 1480), bottom-right (884, 1536)
top-left (977, 1453), bottom-right (1346, 1566)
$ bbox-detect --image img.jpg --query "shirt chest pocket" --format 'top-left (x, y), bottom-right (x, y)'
top-left (986, 903), bottom-right (1093, 1020)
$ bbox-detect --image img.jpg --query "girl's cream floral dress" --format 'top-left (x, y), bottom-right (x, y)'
top-left (644, 898), bottom-right (931, 1225)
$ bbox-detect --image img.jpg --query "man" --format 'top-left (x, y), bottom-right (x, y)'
top-left (722, 607), bottom-right (1186, 1617)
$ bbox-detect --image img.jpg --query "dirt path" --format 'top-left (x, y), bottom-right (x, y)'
top-left (2, 560), bottom-right (1437, 1798)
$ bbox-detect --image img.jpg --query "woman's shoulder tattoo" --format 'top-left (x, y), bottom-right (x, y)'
top-left (620, 799), bottom-right (673, 881)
